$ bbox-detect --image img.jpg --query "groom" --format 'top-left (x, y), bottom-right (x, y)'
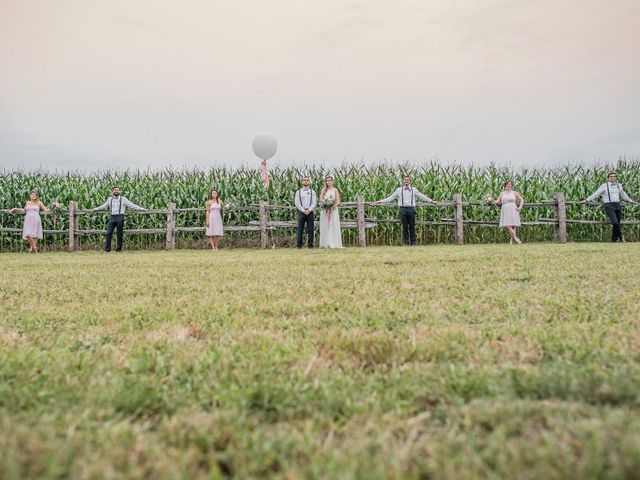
top-left (294, 176), bottom-right (317, 248)
top-left (377, 176), bottom-right (438, 245)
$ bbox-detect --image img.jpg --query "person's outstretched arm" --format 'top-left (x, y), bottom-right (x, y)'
top-left (92, 198), bottom-right (110, 212)
top-left (586, 184), bottom-right (605, 202)
top-left (619, 185), bottom-right (635, 203)
top-left (495, 192), bottom-right (503, 205)
top-left (378, 188), bottom-right (399, 204)
top-left (10, 203), bottom-right (26, 214)
top-left (38, 201), bottom-right (50, 213)
top-left (414, 189), bottom-right (437, 204)
top-left (123, 197), bottom-right (146, 211)
top-left (336, 190), bottom-right (341, 207)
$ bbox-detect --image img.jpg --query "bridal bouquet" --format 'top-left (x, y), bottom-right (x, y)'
top-left (319, 198), bottom-right (335, 211)
top-left (484, 194), bottom-right (495, 204)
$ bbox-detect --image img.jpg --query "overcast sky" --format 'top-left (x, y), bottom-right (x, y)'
top-left (1, 0), bottom-right (639, 171)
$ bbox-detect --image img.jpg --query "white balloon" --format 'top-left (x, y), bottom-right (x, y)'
top-left (252, 133), bottom-right (278, 160)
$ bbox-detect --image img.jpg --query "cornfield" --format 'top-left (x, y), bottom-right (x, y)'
top-left (2, 159), bottom-right (640, 250)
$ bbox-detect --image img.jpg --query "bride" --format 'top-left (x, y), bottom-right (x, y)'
top-left (319, 176), bottom-right (343, 248)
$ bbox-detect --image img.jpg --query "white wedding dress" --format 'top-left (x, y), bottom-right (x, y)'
top-left (319, 188), bottom-right (343, 249)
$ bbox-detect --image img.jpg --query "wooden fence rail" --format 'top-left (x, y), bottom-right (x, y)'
top-left (1, 194), bottom-right (638, 251)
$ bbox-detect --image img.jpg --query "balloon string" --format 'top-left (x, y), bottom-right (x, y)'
top-left (260, 159), bottom-right (270, 189)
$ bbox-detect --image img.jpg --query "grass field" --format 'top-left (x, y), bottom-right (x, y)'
top-left (1, 244), bottom-right (640, 479)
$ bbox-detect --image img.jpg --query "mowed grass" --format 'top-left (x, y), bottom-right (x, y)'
top-left (1, 244), bottom-right (640, 479)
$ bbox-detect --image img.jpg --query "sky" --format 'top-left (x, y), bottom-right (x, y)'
top-left (1, 0), bottom-right (639, 171)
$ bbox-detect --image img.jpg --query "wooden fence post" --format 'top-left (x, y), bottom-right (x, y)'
top-left (165, 202), bottom-right (176, 250)
top-left (73, 203), bottom-right (80, 251)
top-left (68, 201), bottom-right (77, 252)
top-left (259, 201), bottom-right (268, 249)
top-left (553, 192), bottom-right (568, 243)
top-left (356, 195), bottom-right (367, 247)
top-left (454, 193), bottom-right (464, 245)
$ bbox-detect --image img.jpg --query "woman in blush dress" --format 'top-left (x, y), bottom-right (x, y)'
top-left (319, 176), bottom-right (343, 249)
top-left (496, 180), bottom-right (524, 244)
top-left (11, 190), bottom-right (49, 252)
top-left (205, 189), bottom-right (225, 251)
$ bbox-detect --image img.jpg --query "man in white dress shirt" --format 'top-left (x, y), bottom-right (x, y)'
top-left (91, 186), bottom-right (146, 252)
top-left (294, 176), bottom-right (317, 248)
top-left (377, 176), bottom-right (438, 245)
top-left (585, 172), bottom-right (636, 242)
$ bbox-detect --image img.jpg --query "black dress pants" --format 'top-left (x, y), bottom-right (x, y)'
top-left (399, 207), bottom-right (417, 245)
top-left (296, 211), bottom-right (314, 248)
top-left (105, 214), bottom-right (125, 252)
top-left (604, 202), bottom-right (623, 242)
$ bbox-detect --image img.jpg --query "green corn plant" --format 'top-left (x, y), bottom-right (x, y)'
top-left (1, 159), bottom-right (639, 251)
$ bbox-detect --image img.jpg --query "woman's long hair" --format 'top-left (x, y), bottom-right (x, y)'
top-left (320, 176), bottom-right (333, 199)
top-left (209, 189), bottom-right (221, 204)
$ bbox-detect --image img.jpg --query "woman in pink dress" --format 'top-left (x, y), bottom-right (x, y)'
top-left (496, 180), bottom-right (524, 244)
top-left (205, 189), bottom-right (225, 251)
top-left (11, 191), bottom-right (49, 252)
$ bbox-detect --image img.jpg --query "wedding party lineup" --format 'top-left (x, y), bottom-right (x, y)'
top-left (7, 170), bottom-right (636, 253)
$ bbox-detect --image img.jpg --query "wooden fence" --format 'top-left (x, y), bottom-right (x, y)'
top-left (1, 193), bottom-right (637, 251)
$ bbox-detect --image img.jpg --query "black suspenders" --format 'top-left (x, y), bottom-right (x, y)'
top-left (298, 189), bottom-right (311, 209)
top-left (606, 183), bottom-right (619, 203)
top-left (400, 188), bottom-right (414, 207)
top-left (108, 196), bottom-right (124, 215)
